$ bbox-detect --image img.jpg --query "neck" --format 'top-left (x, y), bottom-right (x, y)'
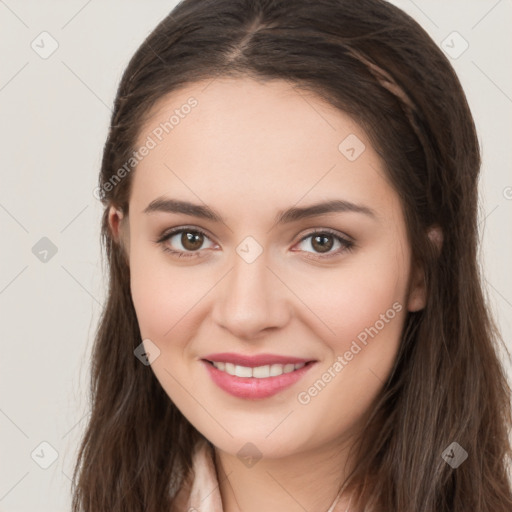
top-left (213, 436), bottom-right (355, 512)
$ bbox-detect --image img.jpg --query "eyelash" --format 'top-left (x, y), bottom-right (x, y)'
top-left (154, 226), bottom-right (355, 260)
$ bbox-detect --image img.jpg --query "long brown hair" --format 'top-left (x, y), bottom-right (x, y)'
top-left (71, 0), bottom-right (512, 510)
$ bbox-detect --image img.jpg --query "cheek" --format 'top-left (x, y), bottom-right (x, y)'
top-left (335, 276), bottom-right (405, 353)
top-left (129, 242), bottom-right (214, 348)
top-left (290, 249), bottom-right (409, 355)
top-left (291, 284), bottom-right (407, 446)
top-left (290, 251), bottom-right (409, 433)
top-left (129, 241), bottom-right (181, 340)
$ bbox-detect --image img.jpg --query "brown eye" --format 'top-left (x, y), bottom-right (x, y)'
top-left (311, 233), bottom-right (334, 253)
top-left (156, 227), bottom-right (216, 258)
top-left (181, 231), bottom-right (204, 251)
top-left (295, 229), bottom-right (354, 259)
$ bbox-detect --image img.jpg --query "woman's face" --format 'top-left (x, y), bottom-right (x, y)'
top-left (110, 77), bottom-right (426, 459)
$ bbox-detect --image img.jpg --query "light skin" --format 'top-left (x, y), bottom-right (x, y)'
top-left (108, 77), bottom-right (430, 512)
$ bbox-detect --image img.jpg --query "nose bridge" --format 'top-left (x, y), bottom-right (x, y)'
top-left (212, 246), bottom-right (289, 339)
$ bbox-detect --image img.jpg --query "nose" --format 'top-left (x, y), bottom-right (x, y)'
top-left (211, 251), bottom-right (291, 340)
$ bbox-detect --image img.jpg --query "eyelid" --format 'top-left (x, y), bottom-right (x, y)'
top-left (155, 225), bottom-right (215, 244)
top-left (299, 227), bottom-right (354, 244)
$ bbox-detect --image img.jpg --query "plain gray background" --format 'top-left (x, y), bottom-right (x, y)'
top-left (1, 1), bottom-right (511, 510)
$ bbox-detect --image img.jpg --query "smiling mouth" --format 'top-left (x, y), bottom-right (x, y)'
top-left (201, 358), bottom-right (317, 399)
top-left (203, 360), bottom-right (315, 378)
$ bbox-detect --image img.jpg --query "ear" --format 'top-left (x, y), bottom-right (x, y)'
top-left (406, 260), bottom-right (427, 312)
top-left (108, 206), bottom-right (130, 263)
top-left (108, 205), bottom-right (124, 242)
top-left (406, 225), bottom-right (443, 312)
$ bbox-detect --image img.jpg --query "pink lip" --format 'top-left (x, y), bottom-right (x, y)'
top-left (202, 352), bottom-right (314, 367)
top-left (201, 359), bottom-right (317, 400)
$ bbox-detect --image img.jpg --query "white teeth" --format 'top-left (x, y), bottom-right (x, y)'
top-left (211, 361), bottom-right (307, 378)
top-left (252, 365), bottom-right (270, 378)
top-left (283, 363), bottom-right (295, 373)
top-left (270, 364), bottom-right (284, 376)
top-left (225, 362), bottom-right (236, 376)
top-left (235, 365), bottom-right (252, 377)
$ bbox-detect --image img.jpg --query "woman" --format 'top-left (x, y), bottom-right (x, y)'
top-left (72, 0), bottom-right (512, 510)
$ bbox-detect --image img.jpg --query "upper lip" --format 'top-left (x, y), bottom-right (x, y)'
top-left (202, 353), bottom-right (316, 367)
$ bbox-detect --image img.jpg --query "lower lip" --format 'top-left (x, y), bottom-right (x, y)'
top-left (201, 360), bottom-right (316, 399)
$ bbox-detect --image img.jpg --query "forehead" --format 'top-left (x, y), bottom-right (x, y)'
top-left (130, 77), bottom-right (399, 222)
top-left (137, 76), bottom-right (364, 158)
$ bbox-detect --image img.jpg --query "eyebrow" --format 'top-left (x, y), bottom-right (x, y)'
top-left (143, 197), bottom-right (376, 224)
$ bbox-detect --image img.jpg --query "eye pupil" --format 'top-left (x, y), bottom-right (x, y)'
top-left (182, 231), bottom-right (203, 251)
top-left (312, 234), bottom-right (333, 253)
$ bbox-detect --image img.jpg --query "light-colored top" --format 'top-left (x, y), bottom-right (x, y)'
top-left (172, 438), bottom-right (224, 511)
